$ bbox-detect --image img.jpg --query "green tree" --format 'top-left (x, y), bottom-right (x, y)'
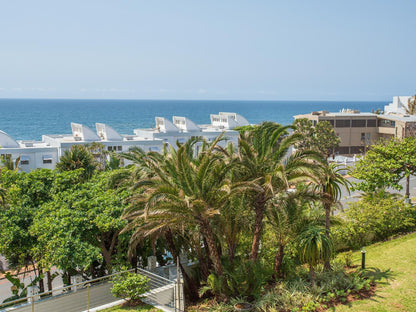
top-left (31, 170), bottom-right (130, 275)
top-left (294, 119), bottom-right (340, 157)
top-left (298, 226), bottom-right (334, 285)
top-left (0, 169), bottom-right (55, 292)
top-left (352, 137), bottom-right (416, 199)
top-left (236, 122), bottom-right (322, 261)
top-left (56, 145), bottom-right (96, 180)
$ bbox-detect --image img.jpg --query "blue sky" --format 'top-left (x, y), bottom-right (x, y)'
top-left (0, 1), bottom-right (415, 101)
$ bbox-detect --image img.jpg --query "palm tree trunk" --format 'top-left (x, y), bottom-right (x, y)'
top-left (273, 244), bottom-right (285, 280)
top-left (309, 265), bottom-right (316, 287)
top-left (200, 218), bottom-right (223, 276)
top-left (324, 202), bottom-right (332, 271)
top-left (250, 194), bottom-right (266, 261)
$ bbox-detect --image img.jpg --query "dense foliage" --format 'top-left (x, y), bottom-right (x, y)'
top-left (111, 272), bottom-right (149, 303)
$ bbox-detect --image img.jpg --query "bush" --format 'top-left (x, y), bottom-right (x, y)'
top-left (333, 194), bottom-right (416, 250)
top-left (111, 272), bottom-right (149, 303)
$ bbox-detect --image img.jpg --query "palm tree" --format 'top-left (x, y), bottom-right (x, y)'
top-left (314, 162), bottom-right (349, 270)
top-left (298, 226), bottom-right (334, 285)
top-left (315, 163), bottom-right (350, 233)
top-left (266, 185), bottom-right (323, 279)
top-left (235, 122), bottom-right (323, 261)
top-left (56, 145), bottom-right (96, 180)
top-left (122, 136), bottom-right (232, 277)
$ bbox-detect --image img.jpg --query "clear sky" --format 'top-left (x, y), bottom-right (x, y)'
top-left (0, 0), bottom-right (415, 101)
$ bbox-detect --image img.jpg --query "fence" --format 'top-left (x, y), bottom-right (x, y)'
top-left (0, 268), bottom-right (183, 312)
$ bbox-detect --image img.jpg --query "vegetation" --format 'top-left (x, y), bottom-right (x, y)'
top-left (2, 120), bottom-right (416, 311)
top-left (293, 118), bottom-right (340, 157)
top-left (111, 272), bottom-right (149, 304)
top-left (353, 137), bottom-right (416, 198)
top-left (100, 304), bottom-right (161, 312)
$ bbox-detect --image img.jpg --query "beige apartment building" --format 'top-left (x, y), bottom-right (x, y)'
top-left (294, 108), bottom-right (416, 155)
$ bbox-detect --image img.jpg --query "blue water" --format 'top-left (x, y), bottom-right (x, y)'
top-left (0, 99), bottom-right (387, 141)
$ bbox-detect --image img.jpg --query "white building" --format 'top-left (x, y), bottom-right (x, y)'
top-left (384, 96), bottom-right (413, 115)
top-left (0, 112), bottom-right (249, 172)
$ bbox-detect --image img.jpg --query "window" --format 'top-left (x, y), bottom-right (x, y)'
top-left (149, 147), bottom-right (159, 152)
top-left (335, 119), bottom-right (351, 128)
top-left (20, 156), bottom-right (30, 165)
top-left (352, 120), bottom-right (366, 127)
top-left (366, 119), bottom-right (376, 127)
top-left (108, 146), bottom-right (113, 151)
top-left (378, 119), bottom-right (395, 128)
top-left (117, 146), bottom-right (122, 151)
top-left (42, 155), bottom-right (53, 164)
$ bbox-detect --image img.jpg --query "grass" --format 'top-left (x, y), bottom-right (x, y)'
top-left (99, 302), bottom-right (162, 312)
top-left (331, 232), bottom-right (416, 312)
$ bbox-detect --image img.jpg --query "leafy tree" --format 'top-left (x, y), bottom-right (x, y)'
top-left (298, 226), bottom-right (334, 285)
top-left (56, 145), bottom-right (96, 180)
top-left (294, 119), bottom-right (340, 157)
top-left (0, 169), bottom-right (55, 292)
top-left (31, 170), bottom-right (130, 275)
top-left (235, 122), bottom-right (322, 261)
top-left (352, 137), bottom-right (416, 198)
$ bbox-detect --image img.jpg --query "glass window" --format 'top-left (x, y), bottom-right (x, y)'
top-left (335, 119), bottom-right (351, 128)
top-left (366, 119), bottom-right (376, 127)
top-left (352, 120), bottom-right (366, 127)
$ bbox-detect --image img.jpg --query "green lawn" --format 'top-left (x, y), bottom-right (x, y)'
top-left (332, 232), bottom-right (416, 312)
top-left (99, 303), bottom-right (162, 312)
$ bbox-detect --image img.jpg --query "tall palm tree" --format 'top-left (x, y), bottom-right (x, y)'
top-left (298, 226), bottom-right (334, 285)
top-left (314, 162), bottom-right (350, 270)
top-left (122, 136), bottom-right (232, 277)
top-left (235, 122), bottom-right (323, 261)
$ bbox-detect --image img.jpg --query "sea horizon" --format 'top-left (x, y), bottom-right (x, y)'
top-left (0, 98), bottom-right (388, 141)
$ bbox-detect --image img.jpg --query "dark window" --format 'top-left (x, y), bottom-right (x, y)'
top-left (108, 146), bottom-right (113, 151)
top-left (313, 120), bottom-right (317, 126)
top-left (117, 146), bottom-right (122, 151)
top-left (366, 119), bottom-right (376, 127)
top-left (20, 160), bottom-right (29, 165)
top-left (335, 119), bottom-right (351, 128)
top-left (43, 159), bottom-right (52, 164)
top-left (378, 119), bottom-right (395, 128)
top-left (352, 120), bottom-right (366, 127)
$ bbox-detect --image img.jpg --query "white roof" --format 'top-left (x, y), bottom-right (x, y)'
top-left (172, 116), bottom-right (201, 132)
top-left (96, 123), bottom-right (123, 141)
top-left (0, 130), bottom-right (19, 148)
top-left (71, 123), bottom-right (100, 142)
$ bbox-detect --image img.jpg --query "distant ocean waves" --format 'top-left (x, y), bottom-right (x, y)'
top-left (0, 99), bottom-right (387, 141)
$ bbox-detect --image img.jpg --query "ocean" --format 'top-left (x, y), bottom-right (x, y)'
top-left (0, 99), bottom-right (387, 141)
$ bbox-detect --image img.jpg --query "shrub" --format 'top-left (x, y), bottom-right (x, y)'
top-left (333, 194), bottom-right (416, 250)
top-left (111, 272), bottom-right (149, 303)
